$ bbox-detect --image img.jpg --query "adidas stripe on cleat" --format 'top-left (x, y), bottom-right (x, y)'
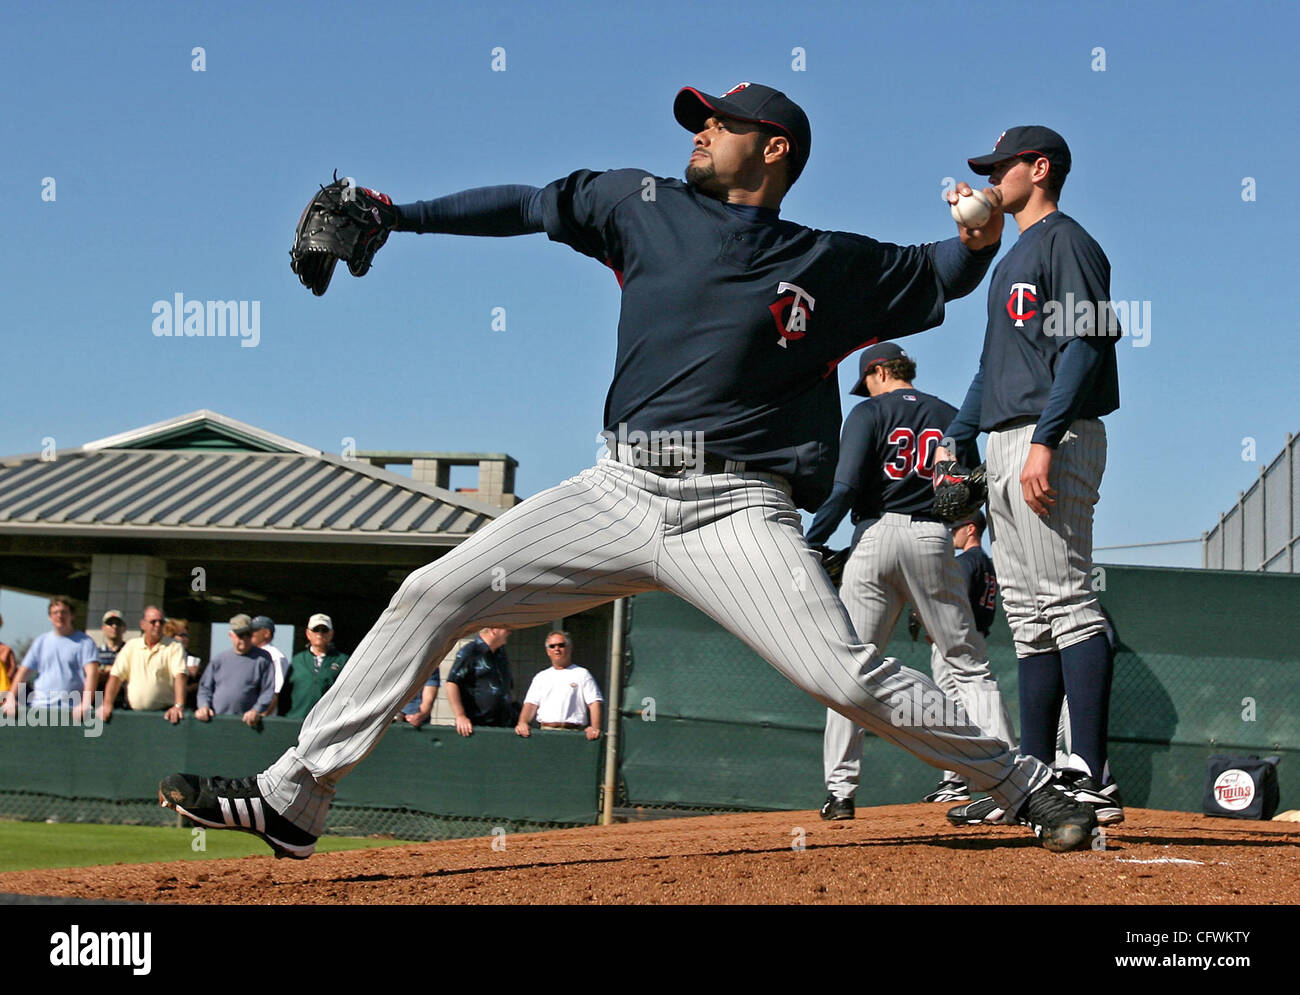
top-left (159, 773), bottom-right (317, 859)
top-left (1056, 769), bottom-right (1125, 825)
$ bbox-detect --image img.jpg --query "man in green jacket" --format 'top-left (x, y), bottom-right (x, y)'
top-left (281, 614), bottom-right (348, 719)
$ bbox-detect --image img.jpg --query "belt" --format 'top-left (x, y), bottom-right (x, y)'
top-left (615, 443), bottom-right (746, 477)
top-left (990, 415), bottom-right (1038, 432)
top-left (540, 722), bottom-right (585, 729)
top-left (880, 511), bottom-right (945, 525)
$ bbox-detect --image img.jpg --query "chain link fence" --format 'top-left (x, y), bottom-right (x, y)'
top-left (0, 791), bottom-right (582, 842)
top-left (1205, 432), bottom-right (1298, 572)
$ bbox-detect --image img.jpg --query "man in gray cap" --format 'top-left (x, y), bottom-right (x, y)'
top-left (195, 614), bottom-right (275, 729)
top-left (249, 615), bottom-right (290, 714)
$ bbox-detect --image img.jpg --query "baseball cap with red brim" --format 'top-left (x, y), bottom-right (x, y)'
top-left (674, 82), bottom-right (811, 183)
top-left (850, 341), bottom-right (910, 397)
top-left (967, 125), bottom-right (1072, 176)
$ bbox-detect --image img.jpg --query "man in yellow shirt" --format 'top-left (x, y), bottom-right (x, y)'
top-left (0, 612), bottom-right (16, 694)
top-left (98, 605), bottom-right (186, 723)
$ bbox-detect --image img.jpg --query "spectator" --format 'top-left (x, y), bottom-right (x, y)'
top-left (97, 609), bottom-right (127, 669)
top-left (166, 618), bottom-right (201, 677)
top-left (515, 631), bottom-right (603, 740)
top-left (0, 613), bottom-right (16, 694)
top-left (445, 626), bottom-right (515, 737)
top-left (396, 671), bottom-right (440, 727)
top-left (99, 605), bottom-right (186, 724)
top-left (166, 618), bottom-right (203, 710)
top-left (281, 614), bottom-right (348, 719)
top-left (250, 615), bottom-right (290, 715)
top-left (196, 614), bottom-right (274, 729)
top-left (2, 596), bottom-right (98, 721)
top-left (97, 609), bottom-right (129, 709)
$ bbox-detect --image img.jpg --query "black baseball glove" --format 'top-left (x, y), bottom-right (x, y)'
top-left (290, 172), bottom-right (398, 296)
top-left (932, 461), bottom-right (988, 523)
top-left (811, 545), bottom-right (849, 587)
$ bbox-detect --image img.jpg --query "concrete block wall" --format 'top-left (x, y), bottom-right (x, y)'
top-left (86, 554), bottom-right (167, 644)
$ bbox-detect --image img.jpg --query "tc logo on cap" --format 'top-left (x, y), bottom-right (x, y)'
top-left (723, 82), bottom-right (752, 96)
top-left (992, 130), bottom-right (1007, 150)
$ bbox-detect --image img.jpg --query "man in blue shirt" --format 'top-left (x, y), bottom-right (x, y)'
top-left (4, 596), bottom-right (99, 721)
top-left (196, 614), bottom-right (275, 729)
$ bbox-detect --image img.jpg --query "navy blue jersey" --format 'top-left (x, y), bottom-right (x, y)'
top-left (807, 388), bottom-right (977, 543)
top-left (537, 169), bottom-right (957, 510)
top-left (947, 212), bottom-right (1120, 450)
top-left (957, 545), bottom-right (998, 636)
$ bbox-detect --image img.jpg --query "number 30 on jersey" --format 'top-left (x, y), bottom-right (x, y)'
top-left (884, 428), bottom-right (945, 480)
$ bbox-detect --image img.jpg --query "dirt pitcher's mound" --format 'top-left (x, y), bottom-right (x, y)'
top-left (1, 806), bottom-right (1296, 905)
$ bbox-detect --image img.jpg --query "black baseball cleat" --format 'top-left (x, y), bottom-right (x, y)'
top-left (923, 778), bottom-right (971, 804)
top-left (1015, 780), bottom-right (1099, 852)
top-left (946, 795), bottom-right (1006, 826)
top-left (159, 773), bottom-right (317, 859)
top-left (1056, 769), bottom-right (1125, 825)
top-left (819, 794), bottom-right (855, 821)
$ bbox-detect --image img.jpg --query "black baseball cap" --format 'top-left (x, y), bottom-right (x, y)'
top-left (674, 82), bottom-right (811, 185)
top-left (850, 342), bottom-right (910, 396)
top-left (968, 125), bottom-right (1072, 176)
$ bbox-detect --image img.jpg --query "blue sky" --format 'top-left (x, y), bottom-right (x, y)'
top-left (2, 0), bottom-right (1296, 645)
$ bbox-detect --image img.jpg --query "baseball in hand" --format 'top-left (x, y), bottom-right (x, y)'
top-left (950, 190), bottom-right (992, 228)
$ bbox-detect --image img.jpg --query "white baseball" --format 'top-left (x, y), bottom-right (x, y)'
top-left (950, 190), bottom-right (992, 228)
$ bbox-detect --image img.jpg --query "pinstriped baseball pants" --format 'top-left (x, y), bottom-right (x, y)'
top-left (824, 514), bottom-right (1018, 799)
top-left (985, 420), bottom-right (1109, 657)
top-left (259, 459), bottom-right (1049, 835)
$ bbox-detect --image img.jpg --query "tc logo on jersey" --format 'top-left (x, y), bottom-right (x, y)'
top-left (769, 281), bottom-right (815, 348)
top-left (1006, 282), bottom-right (1038, 327)
top-left (723, 82), bottom-right (752, 96)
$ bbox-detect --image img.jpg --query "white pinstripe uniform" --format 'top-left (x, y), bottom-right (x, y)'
top-left (824, 515), bottom-right (1017, 799)
top-left (254, 86), bottom-right (1064, 835)
top-left (985, 419), bottom-right (1108, 657)
top-left (258, 458), bottom-right (1050, 835)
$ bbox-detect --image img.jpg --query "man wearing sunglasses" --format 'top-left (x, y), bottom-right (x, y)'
top-left (281, 614), bottom-right (348, 720)
top-left (515, 632), bottom-right (603, 741)
top-left (98, 605), bottom-right (186, 724)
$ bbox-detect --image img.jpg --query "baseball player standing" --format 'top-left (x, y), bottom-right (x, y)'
top-left (939, 127), bottom-right (1123, 828)
top-left (160, 84), bottom-right (1098, 854)
top-left (807, 344), bottom-right (1016, 820)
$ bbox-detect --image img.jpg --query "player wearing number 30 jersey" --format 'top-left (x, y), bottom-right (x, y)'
top-left (808, 342), bottom-right (1016, 819)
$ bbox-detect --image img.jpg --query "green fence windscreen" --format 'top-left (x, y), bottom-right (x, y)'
top-left (621, 565), bottom-right (1300, 813)
top-left (0, 714), bottom-right (601, 839)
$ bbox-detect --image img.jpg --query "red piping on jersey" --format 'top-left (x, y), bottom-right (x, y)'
top-left (824, 338), bottom-right (878, 378)
top-left (605, 258), bottom-right (624, 289)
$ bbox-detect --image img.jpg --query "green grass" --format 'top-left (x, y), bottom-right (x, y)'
top-left (0, 821), bottom-right (411, 873)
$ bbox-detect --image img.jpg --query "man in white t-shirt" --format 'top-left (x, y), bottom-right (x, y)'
top-left (250, 616), bottom-right (290, 714)
top-left (514, 631), bottom-right (603, 741)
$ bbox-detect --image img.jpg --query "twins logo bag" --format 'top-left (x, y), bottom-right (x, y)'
top-left (1202, 755), bottom-right (1281, 820)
